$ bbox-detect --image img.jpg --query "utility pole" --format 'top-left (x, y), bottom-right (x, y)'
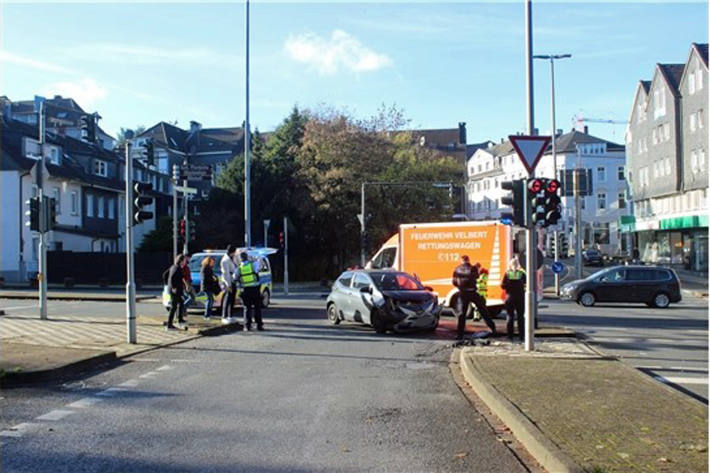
top-left (524, 0), bottom-right (536, 352)
top-left (360, 183), bottom-right (366, 267)
top-left (37, 99), bottom-right (48, 320)
top-left (124, 131), bottom-right (137, 344)
top-left (533, 53), bottom-right (572, 295)
top-left (244, 0), bottom-right (252, 248)
top-left (574, 146), bottom-right (583, 279)
top-left (183, 162), bottom-right (189, 255)
top-left (172, 164), bottom-right (179, 258)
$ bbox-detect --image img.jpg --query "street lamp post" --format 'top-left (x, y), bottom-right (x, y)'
top-left (533, 53), bottom-right (571, 296)
top-left (244, 0), bottom-right (252, 248)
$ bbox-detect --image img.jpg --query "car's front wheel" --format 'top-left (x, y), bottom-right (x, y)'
top-left (371, 310), bottom-right (387, 334)
top-left (578, 292), bottom-right (596, 307)
top-left (327, 303), bottom-right (341, 325)
top-left (651, 292), bottom-right (670, 308)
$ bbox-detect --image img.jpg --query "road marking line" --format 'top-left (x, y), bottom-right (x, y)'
top-left (67, 397), bottom-right (102, 408)
top-left (95, 387), bottom-right (129, 397)
top-left (118, 379), bottom-right (139, 387)
top-left (36, 409), bottom-right (74, 421)
top-left (139, 372), bottom-right (158, 378)
top-left (0, 305), bottom-right (37, 311)
top-left (0, 423), bottom-right (35, 438)
top-left (654, 376), bottom-right (709, 386)
top-left (156, 365), bottom-right (173, 371)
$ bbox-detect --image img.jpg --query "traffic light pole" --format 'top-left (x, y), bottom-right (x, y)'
top-left (524, 190), bottom-right (536, 352)
top-left (183, 173), bottom-right (189, 255)
top-left (172, 165), bottom-right (178, 259)
top-left (125, 137), bottom-right (137, 344)
top-left (283, 216), bottom-right (289, 296)
top-left (37, 101), bottom-right (48, 320)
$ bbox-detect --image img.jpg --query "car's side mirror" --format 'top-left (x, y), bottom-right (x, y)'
top-left (360, 286), bottom-right (372, 294)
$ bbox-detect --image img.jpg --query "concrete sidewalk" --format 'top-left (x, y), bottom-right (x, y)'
top-left (0, 309), bottom-right (241, 386)
top-left (458, 339), bottom-right (708, 473)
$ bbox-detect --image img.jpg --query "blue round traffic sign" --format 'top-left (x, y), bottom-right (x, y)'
top-left (551, 261), bottom-right (564, 274)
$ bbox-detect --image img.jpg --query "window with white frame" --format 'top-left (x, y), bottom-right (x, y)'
top-left (691, 150), bottom-right (698, 173)
top-left (597, 166), bottom-right (606, 181)
top-left (93, 160), bottom-right (107, 177)
top-left (618, 192), bottom-right (626, 209)
top-left (652, 128), bottom-right (658, 145)
top-left (700, 148), bottom-right (706, 171)
top-left (664, 157), bottom-right (671, 176)
top-left (663, 123), bottom-right (670, 141)
top-left (654, 86), bottom-right (666, 118)
top-left (108, 198), bottom-right (115, 219)
top-left (98, 196), bottom-right (104, 218)
top-left (71, 191), bottom-right (78, 215)
top-left (690, 71), bottom-right (696, 94)
top-left (597, 192), bottom-right (606, 210)
top-left (691, 113), bottom-right (697, 132)
top-left (87, 195), bottom-right (94, 217)
top-left (697, 68), bottom-right (704, 90)
top-left (698, 110), bottom-right (705, 129)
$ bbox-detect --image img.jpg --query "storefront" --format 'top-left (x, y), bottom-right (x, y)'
top-left (623, 215), bottom-right (708, 272)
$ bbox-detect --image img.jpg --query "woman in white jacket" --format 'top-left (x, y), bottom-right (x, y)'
top-left (220, 245), bottom-right (238, 323)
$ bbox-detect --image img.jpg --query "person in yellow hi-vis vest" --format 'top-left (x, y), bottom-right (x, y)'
top-left (471, 265), bottom-right (489, 321)
top-left (236, 251), bottom-right (263, 331)
top-left (501, 256), bottom-right (526, 342)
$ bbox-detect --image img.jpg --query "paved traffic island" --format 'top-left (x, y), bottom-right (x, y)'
top-left (459, 339), bottom-right (708, 473)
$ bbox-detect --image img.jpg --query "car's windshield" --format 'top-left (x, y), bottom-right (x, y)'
top-left (370, 272), bottom-right (424, 291)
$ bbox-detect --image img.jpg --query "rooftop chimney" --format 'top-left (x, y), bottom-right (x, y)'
top-left (584, 125), bottom-right (589, 134)
top-left (556, 129), bottom-right (563, 137)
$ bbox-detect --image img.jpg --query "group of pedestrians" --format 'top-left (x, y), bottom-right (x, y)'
top-left (452, 254), bottom-right (526, 342)
top-left (164, 245), bottom-right (264, 332)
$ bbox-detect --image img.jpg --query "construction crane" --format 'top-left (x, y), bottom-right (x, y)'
top-left (572, 114), bottom-right (628, 129)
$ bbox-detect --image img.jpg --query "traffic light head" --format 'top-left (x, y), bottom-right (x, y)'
top-left (143, 139), bottom-right (155, 166)
top-left (25, 197), bottom-right (40, 232)
top-left (133, 182), bottom-right (154, 224)
top-left (527, 178), bottom-right (543, 194)
top-left (180, 219), bottom-right (186, 237)
top-left (279, 231), bottom-right (284, 248)
top-left (500, 179), bottom-right (526, 227)
top-left (543, 179), bottom-right (562, 226)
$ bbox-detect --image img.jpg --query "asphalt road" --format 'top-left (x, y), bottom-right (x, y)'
top-left (540, 295), bottom-right (708, 403)
top-left (0, 303), bottom-right (530, 473)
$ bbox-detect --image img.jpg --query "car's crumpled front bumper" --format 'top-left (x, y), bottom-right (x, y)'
top-left (379, 298), bottom-right (442, 332)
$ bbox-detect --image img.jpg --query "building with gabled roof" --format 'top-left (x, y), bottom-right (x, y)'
top-left (466, 129), bottom-right (629, 256)
top-left (624, 43), bottom-right (708, 272)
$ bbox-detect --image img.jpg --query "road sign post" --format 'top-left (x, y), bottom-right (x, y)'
top-left (509, 135), bottom-right (551, 352)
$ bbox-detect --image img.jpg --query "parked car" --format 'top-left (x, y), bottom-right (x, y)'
top-left (560, 265), bottom-right (682, 308)
top-left (326, 270), bottom-right (441, 333)
top-left (582, 249), bottom-right (604, 267)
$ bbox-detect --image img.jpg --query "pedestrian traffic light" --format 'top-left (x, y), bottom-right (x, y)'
top-left (543, 179), bottom-right (562, 227)
top-left (180, 219), bottom-right (186, 237)
top-left (143, 139), bottom-right (155, 166)
top-left (47, 197), bottom-right (57, 230)
top-left (279, 231), bottom-right (284, 248)
top-left (80, 114), bottom-right (95, 142)
top-left (500, 179), bottom-right (526, 226)
top-left (133, 182), bottom-right (154, 224)
top-left (528, 178), bottom-right (547, 225)
top-left (25, 197), bottom-right (40, 232)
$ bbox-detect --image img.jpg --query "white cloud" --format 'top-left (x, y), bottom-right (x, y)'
top-left (0, 51), bottom-right (77, 75)
top-left (40, 78), bottom-right (108, 109)
top-left (284, 30), bottom-right (392, 75)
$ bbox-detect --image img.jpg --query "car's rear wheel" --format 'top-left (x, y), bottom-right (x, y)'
top-left (327, 303), bottom-right (341, 325)
top-left (579, 292), bottom-right (596, 307)
top-left (651, 292), bottom-right (670, 308)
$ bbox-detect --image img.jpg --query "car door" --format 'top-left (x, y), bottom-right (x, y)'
top-left (594, 268), bottom-right (627, 302)
top-left (332, 272), bottom-right (354, 320)
top-left (351, 272), bottom-right (374, 324)
top-left (626, 268), bottom-right (654, 302)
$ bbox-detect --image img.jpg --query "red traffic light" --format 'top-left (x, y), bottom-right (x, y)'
top-left (546, 179), bottom-right (561, 193)
top-left (527, 178), bottom-right (543, 193)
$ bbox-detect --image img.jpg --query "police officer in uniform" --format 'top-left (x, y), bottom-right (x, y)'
top-left (501, 256), bottom-right (526, 342)
top-left (236, 251), bottom-right (263, 331)
top-left (452, 255), bottom-right (497, 339)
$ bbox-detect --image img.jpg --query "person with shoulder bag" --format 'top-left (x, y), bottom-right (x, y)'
top-left (200, 256), bottom-right (218, 320)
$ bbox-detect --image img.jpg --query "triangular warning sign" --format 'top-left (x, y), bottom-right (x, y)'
top-left (509, 135), bottom-right (551, 175)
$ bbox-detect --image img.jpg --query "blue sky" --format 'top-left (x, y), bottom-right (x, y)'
top-left (1, 1), bottom-right (706, 145)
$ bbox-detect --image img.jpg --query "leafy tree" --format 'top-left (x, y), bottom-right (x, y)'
top-left (137, 216), bottom-right (173, 252)
top-left (116, 126), bottom-right (146, 146)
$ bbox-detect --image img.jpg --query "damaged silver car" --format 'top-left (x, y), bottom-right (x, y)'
top-left (326, 270), bottom-right (441, 334)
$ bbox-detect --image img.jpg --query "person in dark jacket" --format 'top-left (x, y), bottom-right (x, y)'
top-left (200, 256), bottom-right (218, 319)
top-left (452, 255), bottom-right (496, 339)
top-left (166, 254), bottom-right (187, 330)
top-left (501, 256), bottom-right (526, 342)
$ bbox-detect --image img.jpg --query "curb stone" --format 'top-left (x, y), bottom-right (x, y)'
top-left (458, 348), bottom-right (585, 473)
